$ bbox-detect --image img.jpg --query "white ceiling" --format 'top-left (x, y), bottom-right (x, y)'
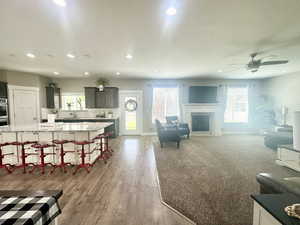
top-left (0, 0), bottom-right (300, 79)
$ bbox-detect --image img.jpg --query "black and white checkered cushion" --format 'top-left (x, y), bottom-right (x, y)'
top-left (0, 196), bottom-right (61, 225)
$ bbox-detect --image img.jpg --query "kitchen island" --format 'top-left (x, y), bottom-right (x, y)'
top-left (41, 117), bottom-right (119, 138)
top-left (0, 122), bottom-right (113, 166)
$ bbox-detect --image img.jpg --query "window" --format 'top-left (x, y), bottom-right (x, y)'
top-left (61, 93), bottom-right (85, 110)
top-left (152, 87), bottom-right (179, 123)
top-left (224, 86), bottom-right (248, 123)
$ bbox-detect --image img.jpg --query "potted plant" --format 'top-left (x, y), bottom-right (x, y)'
top-left (76, 97), bottom-right (83, 110)
top-left (97, 78), bottom-right (109, 92)
top-left (48, 82), bottom-right (57, 88)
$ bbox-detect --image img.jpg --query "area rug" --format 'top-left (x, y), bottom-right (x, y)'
top-left (153, 135), bottom-right (298, 225)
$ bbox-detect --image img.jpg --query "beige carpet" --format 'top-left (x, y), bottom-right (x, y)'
top-left (153, 135), bottom-right (298, 225)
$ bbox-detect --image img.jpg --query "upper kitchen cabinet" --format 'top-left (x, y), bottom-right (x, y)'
top-left (85, 87), bottom-right (119, 108)
top-left (85, 87), bottom-right (97, 108)
top-left (104, 87), bottom-right (119, 108)
top-left (0, 82), bottom-right (8, 98)
top-left (46, 86), bottom-right (61, 109)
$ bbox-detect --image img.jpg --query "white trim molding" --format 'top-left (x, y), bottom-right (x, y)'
top-left (142, 132), bottom-right (157, 136)
top-left (8, 85), bottom-right (41, 126)
top-left (119, 90), bottom-right (143, 135)
top-left (182, 103), bottom-right (223, 136)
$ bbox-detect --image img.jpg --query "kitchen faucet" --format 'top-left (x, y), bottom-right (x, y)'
top-left (69, 112), bottom-right (77, 118)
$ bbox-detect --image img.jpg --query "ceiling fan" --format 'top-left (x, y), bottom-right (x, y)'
top-left (246, 52), bottom-right (289, 73)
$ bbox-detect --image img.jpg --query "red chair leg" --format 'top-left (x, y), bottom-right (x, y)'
top-left (0, 148), bottom-right (12, 174)
top-left (73, 142), bottom-right (93, 175)
top-left (30, 144), bottom-right (56, 175)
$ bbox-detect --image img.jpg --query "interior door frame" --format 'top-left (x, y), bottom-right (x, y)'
top-left (119, 90), bottom-right (143, 136)
top-left (8, 85), bottom-right (40, 126)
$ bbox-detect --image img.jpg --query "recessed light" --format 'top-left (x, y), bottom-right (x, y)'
top-left (218, 69), bottom-right (223, 73)
top-left (126, 54), bottom-right (133, 59)
top-left (67, 53), bottom-right (75, 59)
top-left (53, 0), bottom-right (66, 7)
top-left (26, 53), bottom-right (36, 58)
top-left (166, 7), bottom-right (177, 16)
top-left (84, 72), bottom-right (90, 76)
top-left (53, 72), bottom-right (60, 75)
top-left (116, 72), bottom-right (121, 75)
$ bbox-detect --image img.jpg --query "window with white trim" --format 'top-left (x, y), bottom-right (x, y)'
top-left (61, 93), bottom-right (85, 111)
top-left (224, 86), bottom-right (249, 123)
top-left (152, 87), bottom-right (179, 123)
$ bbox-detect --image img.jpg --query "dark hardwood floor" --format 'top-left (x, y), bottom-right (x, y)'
top-left (0, 136), bottom-right (193, 225)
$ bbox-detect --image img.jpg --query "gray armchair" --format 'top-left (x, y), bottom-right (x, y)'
top-left (155, 119), bottom-right (181, 148)
top-left (166, 116), bottom-right (190, 139)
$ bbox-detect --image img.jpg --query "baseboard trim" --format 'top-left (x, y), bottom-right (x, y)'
top-left (155, 171), bottom-right (196, 225)
top-left (142, 132), bottom-right (156, 136)
top-left (222, 131), bottom-right (258, 135)
top-left (153, 147), bottom-right (196, 225)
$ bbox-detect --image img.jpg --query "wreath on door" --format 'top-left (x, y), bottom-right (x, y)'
top-left (125, 99), bottom-right (138, 112)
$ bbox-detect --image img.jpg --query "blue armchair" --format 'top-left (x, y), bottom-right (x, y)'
top-left (166, 116), bottom-right (190, 139)
top-left (155, 119), bottom-right (181, 148)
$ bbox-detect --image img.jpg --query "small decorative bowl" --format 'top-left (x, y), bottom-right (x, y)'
top-left (285, 204), bottom-right (300, 220)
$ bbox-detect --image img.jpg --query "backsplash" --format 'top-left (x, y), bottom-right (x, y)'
top-left (41, 108), bottom-right (120, 120)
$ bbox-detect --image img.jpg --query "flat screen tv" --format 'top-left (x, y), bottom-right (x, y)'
top-left (189, 86), bottom-right (218, 103)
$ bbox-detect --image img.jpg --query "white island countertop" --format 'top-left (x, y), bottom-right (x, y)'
top-left (0, 122), bottom-right (113, 133)
top-left (55, 117), bottom-right (119, 120)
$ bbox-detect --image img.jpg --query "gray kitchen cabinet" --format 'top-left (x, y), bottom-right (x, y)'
top-left (0, 81), bottom-right (8, 98)
top-left (85, 87), bottom-right (119, 108)
top-left (85, 87), bottom-right (97, 108)
top-left (104, 87), bottom-right (119, 108)
top-left (46, 87), bottom-right (61, 109)
top-left (96, 90), bottom-right (106, 108)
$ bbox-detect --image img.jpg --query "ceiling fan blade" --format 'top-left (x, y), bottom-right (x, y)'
top-left (259, 54), bottom-right (278, 60)
top-left (261, 60), bottom-right (289, 66)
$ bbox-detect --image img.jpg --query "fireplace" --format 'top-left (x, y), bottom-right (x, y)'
top-left (191, 113), bottom-right (210, 132)
top-left (182, 104), bottom-right (222, 136)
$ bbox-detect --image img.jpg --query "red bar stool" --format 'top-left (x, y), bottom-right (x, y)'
top-left (51, 140), bottom-right (75, 174)
top-left (0, 143), bottom-right (14, 173)
top-left (12, 141), bottom-right (38, 174)
top-left (92, 135), bottom-right (109, 164)
top-left (103, 132), bottom-right (114, 156)
top-left (30, 143), bottom-right (56, 174)
top-left (73, 140), bottom-right (94, 175)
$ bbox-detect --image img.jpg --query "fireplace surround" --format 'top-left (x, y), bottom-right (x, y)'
top-left (183, 104), bottom-right (223, 136)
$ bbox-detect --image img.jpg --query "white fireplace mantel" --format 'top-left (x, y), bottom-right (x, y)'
top-left (182, 104), bottom-right (223, 136)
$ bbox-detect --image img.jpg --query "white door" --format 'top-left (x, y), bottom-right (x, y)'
top-left (10, 88), bottom-right (39, 126)
top-left (120, 91), bottom-right (143, 135)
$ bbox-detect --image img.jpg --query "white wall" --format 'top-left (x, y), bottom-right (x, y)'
top-left (262, 72), bottom-right (300, 125)
top-left (0, 70), bottom-right (51, 112)
top-left (52, 77), bottom-right (264, 133)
